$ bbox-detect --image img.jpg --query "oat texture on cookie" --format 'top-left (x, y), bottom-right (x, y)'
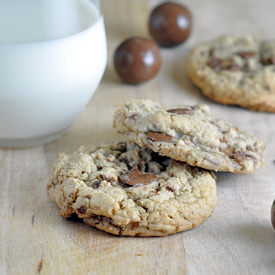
top-left (47, 141), bottom-right (217, 236)
top-left (187, 35), bottom-right (275, 112)
top-left (113, 99), bottom-right (265, 174)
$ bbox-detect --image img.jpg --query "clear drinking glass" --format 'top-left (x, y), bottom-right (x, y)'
top-left (0, 0), bottom-right (107, 147)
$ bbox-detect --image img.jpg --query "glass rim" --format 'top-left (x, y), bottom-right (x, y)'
top-left (0, 0), bottom-right (103, 46)
top-left (89, 0), bottom-right (102, 15)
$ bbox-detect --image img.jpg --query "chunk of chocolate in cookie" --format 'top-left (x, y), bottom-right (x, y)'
top-left (119, 165), bottom-right (157, 187)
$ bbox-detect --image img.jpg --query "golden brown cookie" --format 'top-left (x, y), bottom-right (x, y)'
top-left (47, 141), bottom-right (217, 236)
top-left (113, 99), bottom-right (265, 174)
top-left (187, 35), bottom-right (275, 112)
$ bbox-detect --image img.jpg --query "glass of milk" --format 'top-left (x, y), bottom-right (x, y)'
top-left (0, 0), bottom-right (107, 147)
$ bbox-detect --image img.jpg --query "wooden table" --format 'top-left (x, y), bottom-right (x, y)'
top-left (1, 0), bottom-right (275, 274)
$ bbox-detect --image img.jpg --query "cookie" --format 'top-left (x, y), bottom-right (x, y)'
top-left (113, 99), bottom-right (265, 174)
top-left (47, 141), bottom-right (217, 236)
top-left (187, 35), bottom-right (275, 112)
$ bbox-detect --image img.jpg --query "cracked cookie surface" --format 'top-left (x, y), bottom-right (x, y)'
top-left (47, 141), bottom-right (217, 236)
top-left (187, 35), bottom-right (275, 112)
top-left (113, 99), bottom-right (265, 174)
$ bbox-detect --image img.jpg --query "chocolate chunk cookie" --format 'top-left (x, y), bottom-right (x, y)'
top-left (47, 141), bottom-right (217, 236)
top-left (187, 35), bottom-right (275, 112)
top-left (113, 99), bottom-right (265, 174)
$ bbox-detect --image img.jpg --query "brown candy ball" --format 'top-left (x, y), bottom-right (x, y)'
top-left (272, 200), bottom-right (275, 231)
top-left (149, 2), bottom-right (192, 47)
top-left (114, 37), bottom-right (161, 84)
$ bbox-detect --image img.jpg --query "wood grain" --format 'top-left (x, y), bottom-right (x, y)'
top-left (1, 0), bottom-right (275, 274)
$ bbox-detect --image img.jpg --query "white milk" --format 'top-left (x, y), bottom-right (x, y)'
top-left (0, 0), bottom-right (107, 146)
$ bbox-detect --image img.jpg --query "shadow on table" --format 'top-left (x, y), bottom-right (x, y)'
top-left (232, 222), bottom-right (275, 272)
top-left (101, 64), bottom-right (121, 85)
top-left (44, 126), bottom-right (120, 163)
top-left (169, 49), bottom-right (208, 101)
